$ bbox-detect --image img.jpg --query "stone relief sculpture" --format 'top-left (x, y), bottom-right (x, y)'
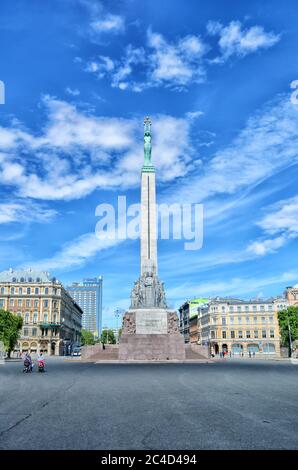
top-left (130, 269), bottom-right (167, 309)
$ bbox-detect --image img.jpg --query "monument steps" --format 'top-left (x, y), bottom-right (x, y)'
top-left (82, 345), bottom-right (119, 362)
top-left (185, 344), bottom-right (208, 360)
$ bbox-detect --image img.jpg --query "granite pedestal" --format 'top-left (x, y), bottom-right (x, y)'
top-left (118, 309), bottom-right (186, 361)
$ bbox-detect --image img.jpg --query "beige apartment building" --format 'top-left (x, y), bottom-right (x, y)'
top-left (0, 268), bottom-right (82, 356)
top-left (197, 297), bottom-right (287, 357)
top-left (284, 285), bottom-right (298, 306)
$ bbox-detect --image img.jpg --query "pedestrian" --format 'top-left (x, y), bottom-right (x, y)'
top-left (249, 351), bottom-right (251, 358)
top-left (253, 351), bottom-right (255, 358)
top-left (102, 342), bottom-right (106, 350)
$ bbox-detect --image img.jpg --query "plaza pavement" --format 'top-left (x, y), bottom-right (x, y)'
top-left (0, 357), bottom-right (298, 450)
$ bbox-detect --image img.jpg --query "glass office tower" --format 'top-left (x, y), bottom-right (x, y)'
top-left (67, 277), bottom-right (103, 336)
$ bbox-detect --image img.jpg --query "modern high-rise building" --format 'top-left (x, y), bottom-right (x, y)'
top-left (67, 277), bottom-right (103, 335)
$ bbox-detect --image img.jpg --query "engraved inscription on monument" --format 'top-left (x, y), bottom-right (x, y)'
top-left (136, 310), bottom-right (168, 335)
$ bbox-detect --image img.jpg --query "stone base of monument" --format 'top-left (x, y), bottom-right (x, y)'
top-left (118, 309), bottom-right (186, 361)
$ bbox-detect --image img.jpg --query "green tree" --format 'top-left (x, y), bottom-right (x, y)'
top-left (0, 309), bottom-right (23, 358)
top-left (101, 329), bottom-right (116, 344)
top-left (278, 306), bottom-right (298, 350)
top-left (81, 328), bottom-right (95, 346)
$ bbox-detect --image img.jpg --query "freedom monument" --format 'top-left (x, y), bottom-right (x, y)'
top-left (119, 117), bottom-right (186, 360)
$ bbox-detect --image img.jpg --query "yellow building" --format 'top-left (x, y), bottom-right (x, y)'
top-left (0, 268), bottom-right (82, 356)
top-left (197, 297), bottom-right (286, 357)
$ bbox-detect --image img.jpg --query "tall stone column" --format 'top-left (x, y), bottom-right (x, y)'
top-left (140, 171), bottom-right (158, 275)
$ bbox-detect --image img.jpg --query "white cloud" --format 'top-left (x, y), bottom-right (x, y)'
top-left (90, 14), bottom-right (124, 34)
top-left (0, 200), bottom-right (57, 224)
top-left (207, 20), bottom-right (280, 61)
top-left (247, 196), bottom-right (298, 256)
top-left (24, 231), bottom-right (122, 271)
top-left (84, 22), bottom-right (280, 91)
top-left (164, 95), bottom-right (298, 206)
top-left (65, 87), bottom-right (80, 96)
top-left (167, 270), bottom-right (298, 303)
top-left (146, 30), bottom-right (207, 88)
top-left (85, 29), bottom-right (208, 91)
top-left (0, 97), bottom-right (198, 200)
top-left (80, 0), bottom-right (125, 36)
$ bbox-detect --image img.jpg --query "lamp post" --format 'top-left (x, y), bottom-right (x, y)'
top-left (114, 308), bottom-right (124, 343)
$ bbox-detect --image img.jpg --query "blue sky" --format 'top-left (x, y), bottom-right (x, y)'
top-left (1, 0), bottom-right (298, 327)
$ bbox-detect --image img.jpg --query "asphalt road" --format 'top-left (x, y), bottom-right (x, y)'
top-left (0, 358), bottom-right (298, 450)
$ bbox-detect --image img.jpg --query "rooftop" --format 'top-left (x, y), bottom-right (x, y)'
top-left (0, 268), bottom-right (59, 284)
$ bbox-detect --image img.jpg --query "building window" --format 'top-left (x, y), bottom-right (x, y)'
top-left (246, 330), bottom-right (251, 339)
top-left (43, 300), bottom-right (48, 308)
top-left (238, 316), bottom-right (242, 324)
top-left (262, 330), bottom-right (267, 339)
top-left (237, 306), bottom-right (241, 312)
top-left (25, 313), bottom-right (30, 324)
top-left (27, 288), bottom-right (31, 295)
top-left (222, 331), bottom-right (227, 339)
top-left (9, 299), bottom-right (14, 306)
top-left (262, 316), bottom-right (266, 324)
top-left (260, 305), bottom-right (265, 312)
top-left (253, 306), bottom-right (257, 312)
top-left (229, 306), bottom-right (234, 312)
top-left (238, 330), bottom-right (243, 339)
top-left (23, 328), bottom-right (29, 336)
top-left (268, 305), bottom-right (273, 311)
top-left (35, 288), bottom-right (39, 294)
top-left (18, 299), bottom-right (22, 307)
top-left (245, 306), bottom-right (249, 312)
top-left (211, 331), bottom-right (215, 339)
top-left (230, 316), bottom-right (234, 324)
top-left (44, 314), bottom-right (48, 323)
top-left (34, 300), bottom-right (39, 307)
top-left (270, 329), bottom-right (275, 338)
top-left (33, 313), bottom-right (38, 324)
top-left (11, 287), bottom-right (15, 295)
top-left (0, 299), bottom-right (4, 308)
top-left (246, 316), bottom-right (250, 323)
top-left (254, 330), bottom-right (259, 339)
top-left (26, 300), bottom-right (30, 307)
top-left (32, 328), bottom-right (37, 337)
top-left (231, 330), bottom-right (235, 339)
top-left (45, 287), bottom-right (49, 294)
top-left (19, 287), bottom-right (22, 294)
top-left (222, 317), bottom-right (226, 326)
top-left (254, 316), bottom-right (257, 323)
top-left (0, 287), bottom-right (4, 294)
top-left (269, 316), bottom-right (274, 323)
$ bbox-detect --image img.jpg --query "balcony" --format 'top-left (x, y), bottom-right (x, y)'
top-left (39, 322), bottom-right (61, 328)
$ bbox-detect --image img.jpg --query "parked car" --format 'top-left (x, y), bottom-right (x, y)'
top-left (72, 347), bottom-right (81, 357)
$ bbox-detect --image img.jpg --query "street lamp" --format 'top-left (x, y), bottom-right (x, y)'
top-left (114, 308), bottom-right (124, 343)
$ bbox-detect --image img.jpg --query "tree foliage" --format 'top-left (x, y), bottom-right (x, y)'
top-left (101, 329), bottom-right (116, 344)
top-left (81, 328), bottom-right (95, 346)
top-left (0, 309), bottom-right (23, 357)
top-left (278, 306), bottom-right (298, 347)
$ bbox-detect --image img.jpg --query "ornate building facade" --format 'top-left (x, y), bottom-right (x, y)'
top-left (284, 285), bottom-right (298, 306)
top-left (0, 269), bottom-right (82, 355)
top-left (196, 297), bottom-right (286, 356)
